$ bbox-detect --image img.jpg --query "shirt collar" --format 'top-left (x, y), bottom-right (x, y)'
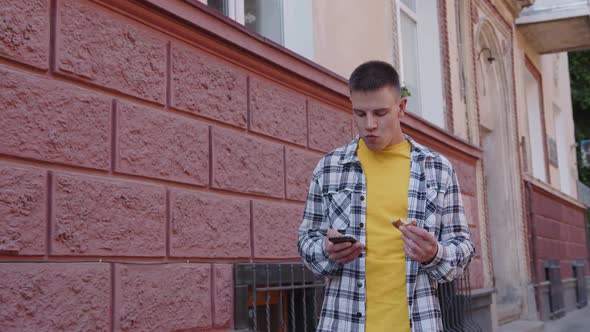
top-left (338, 134), bottom-right (435, 165)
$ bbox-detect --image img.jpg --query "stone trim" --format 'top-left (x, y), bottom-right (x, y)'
top-left (438, 0), bottom-right (454, 132)
top-left (525, 175), bottom-right (587, 210)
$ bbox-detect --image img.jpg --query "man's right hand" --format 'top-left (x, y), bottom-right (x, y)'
top-left (324, 229), bottom-right (365, 264)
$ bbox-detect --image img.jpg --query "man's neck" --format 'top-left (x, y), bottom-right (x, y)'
top-left (384, 131), bottom-right (405, 148)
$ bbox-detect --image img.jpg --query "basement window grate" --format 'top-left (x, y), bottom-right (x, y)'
top-left (233, 263), bottom-right (324, 332)
top-left (573, 260), bottom-right (588, 309)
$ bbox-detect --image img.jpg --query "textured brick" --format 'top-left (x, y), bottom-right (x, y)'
top-left (57, 0), bottom-right (166, 103)
top-left (115, 264), bottom-right (212, 331)
top-left (53, 174), bottom-right (166, 256)
top-left (117, 102), bottom-right (209, 185)
top-left (0, 66), bottom-right (111, 169)
top-left (531, 190), bottom-right (563, 221)
top-left (308, 101), bottom-right (351, 152)
top-left (564, 224), bottom-right (576, 243)
top-left (534, 215), bottom-right (560, 240)
top-left (537, 237), bottom-right (560, 261)
top-left (352, 124), bottom-right (360, 139)
top-left (562, 204), bottom-right (585, 227)
top-left (469, 226), bottom-right (481, 258)
top-left (571, 244), bottom-right (587, 259)
top-left (469, 257), bottom-right (484, 289)
top-left (212, 127), bottom-right (284, 198)
top-left (170, 190), bottom-right (250, 258)
top-left (572, 225), bottom-right (588, 245)
top-left (452, 158), bottom-right (476, 196)
top-left (0, 0), bottom-right (49, 69)
top-left (285, 147), bottom-right (321, 201)
top-left (462, 194), bottom-right (478, 226)
top-left (0, 263), bottom-right (110, 332)
top-left (249, 76), bottom-right (307, 145)
top-left (0, 165), bottom-right (46, 255)
top-left (171, 42), bottom-right (247, 127)
top-left (253, 201), bottom-right (303, 258)
top-left (213, 264), bottom-right (233, 327)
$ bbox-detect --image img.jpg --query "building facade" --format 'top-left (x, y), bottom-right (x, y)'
top-left (0, 0), bottom-right (588, 331)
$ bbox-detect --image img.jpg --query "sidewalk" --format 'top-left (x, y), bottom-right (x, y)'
top-left (544, 305), bottom-right (590, 332)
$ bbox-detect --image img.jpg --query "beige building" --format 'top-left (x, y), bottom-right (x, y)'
top-left (201, 0), bottom-right (590, 331)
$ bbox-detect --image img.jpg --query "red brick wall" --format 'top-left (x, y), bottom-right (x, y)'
top-left (0, 0), bottom-right (345, 330)
top-left (0, 0), bottom-right (486, 330)
top-left (527, 182), bottom-right (590, 282)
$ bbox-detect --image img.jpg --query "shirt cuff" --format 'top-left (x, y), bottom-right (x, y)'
top-left (422, 242), bottom-right (444, 270)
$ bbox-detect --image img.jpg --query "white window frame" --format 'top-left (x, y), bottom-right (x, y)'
top-left (201, 0), bottom-right (244, 23)
top-left (397, 1), bottom-right (421, 113)
top-left (397, 0), bottom-right (445, 128)
top-left (524, 66), bottom-right (548, 182)
top-left (205, 0), bottom-right (313, 59)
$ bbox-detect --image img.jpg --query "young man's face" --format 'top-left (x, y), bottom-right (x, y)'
top-left (350, 86), bottom-right (407, 151)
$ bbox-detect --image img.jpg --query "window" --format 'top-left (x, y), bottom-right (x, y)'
top-left (524, 63), bottom-right (547, 182)
top-left (203, 0), bottom-right (314, 59)
top-left (554, 104), bottom-right (572, 195)
top-left (397, 0), bottom-right (445, 127)
top-left (233, 263), bottom-right (324, 331)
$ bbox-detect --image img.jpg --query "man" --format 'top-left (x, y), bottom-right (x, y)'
top-left (297, 60), bottom-right (475, 332)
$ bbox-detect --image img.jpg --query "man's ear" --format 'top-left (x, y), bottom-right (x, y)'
top-left (398, 98), bottom-right (408, 118)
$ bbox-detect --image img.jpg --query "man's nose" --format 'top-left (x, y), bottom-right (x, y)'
top-left (365, 114), bottom-right (377, 130)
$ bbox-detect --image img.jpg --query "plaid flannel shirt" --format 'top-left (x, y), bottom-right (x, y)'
top-left (298, 135), bottom-right (475, 332)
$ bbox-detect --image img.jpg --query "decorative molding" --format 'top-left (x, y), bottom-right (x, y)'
top-left (525, 174), bottom-right (587, 210)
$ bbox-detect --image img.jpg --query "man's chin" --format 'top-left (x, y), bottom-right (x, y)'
top-left (362, 139), bottom-right (383, 151)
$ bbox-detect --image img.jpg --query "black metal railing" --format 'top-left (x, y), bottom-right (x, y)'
top-left (573, 260), bottom-right (588, 309)
top-left (440, 268), bottom-right (482, 331)
top-left (234, 263), bottom-right (324, 332)
top-left (234, 263), bottom-right (480, 331)
top-left (545, 260), bottom-right (566, 319)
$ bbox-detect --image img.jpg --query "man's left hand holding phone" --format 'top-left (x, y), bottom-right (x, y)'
top-left (325, 229), bottom-right (364, 264)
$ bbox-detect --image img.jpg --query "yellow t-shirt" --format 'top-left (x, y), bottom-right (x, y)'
top-left (357, 138), bottom-right (411, 332)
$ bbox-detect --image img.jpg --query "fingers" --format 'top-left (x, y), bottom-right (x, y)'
top-left (324, 229), bottom-right (344, 256)
top-left (401, 234), bottom-right (424, 256)
top-left (400, 226), bottom-right (426, 249)
top-left (403, 225), bottom-right (435, 241)
top-left (335, 243), bottom-right (363, 264)
top-left (330, 242), bottom-right (362, 260)
top-left (400, 225), bottom-right (438, 263)
top-left (329, 241), bottom-right (354, 253)
top-left (404, 244), bottom-right (419, 261)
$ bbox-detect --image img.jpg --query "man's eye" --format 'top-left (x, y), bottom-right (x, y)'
top-left (355, 112), bottom-right (366, 117)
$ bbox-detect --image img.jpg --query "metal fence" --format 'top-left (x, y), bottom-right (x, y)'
top-left (233, 262), bottom-right (480, 331)
top-left (439, 268), bottom-right (481, 332)
top-left (545, 260), bottom-right (566, 319)
top-left (234, 263), bottom-right (324, 332)
top-left (573, 260), bottom-right (588, 309)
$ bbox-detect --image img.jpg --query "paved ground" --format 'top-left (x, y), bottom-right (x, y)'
top-left (544, 305), bottom-right (590, 332)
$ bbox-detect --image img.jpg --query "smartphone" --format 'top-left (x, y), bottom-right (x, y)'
top-left (329, 236), bottom-right (357, 244)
